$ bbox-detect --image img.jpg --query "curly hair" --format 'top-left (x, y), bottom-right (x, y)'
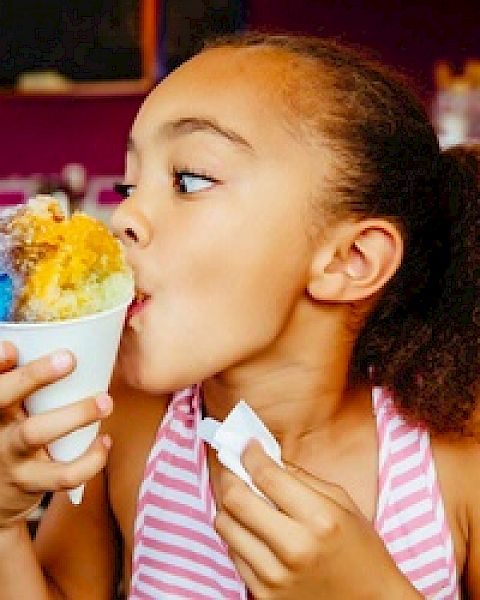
top-left (204, 33), bottom-right (480, 436)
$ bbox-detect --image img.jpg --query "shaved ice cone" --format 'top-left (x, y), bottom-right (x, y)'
top-left (0, 196), bottom-right (134, 503)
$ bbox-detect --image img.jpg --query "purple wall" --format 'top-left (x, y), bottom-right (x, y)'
top-left (248, 0), bottom-right (480, 97)
top-left (0, 93), bottom-right (144, 179)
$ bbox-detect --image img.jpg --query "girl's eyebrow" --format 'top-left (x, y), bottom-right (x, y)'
top-left (127, 117), bottom-right (255, 154)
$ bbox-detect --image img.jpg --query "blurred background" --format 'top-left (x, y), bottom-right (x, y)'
top-left (1, 0), bottom-right (479, 221)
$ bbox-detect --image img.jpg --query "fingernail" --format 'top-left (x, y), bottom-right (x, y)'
top-left (50, 350), bottom-right (72, 373)
top-left (96, 393), bottom-right (113, 416)
top-left (102, 434), bottom-right (112, 449)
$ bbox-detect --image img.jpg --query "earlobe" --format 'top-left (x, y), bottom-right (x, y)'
top-left (307, 220), bottom-right (403, 303)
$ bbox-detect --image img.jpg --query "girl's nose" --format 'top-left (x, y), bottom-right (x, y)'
top-left (110, 200), bottom-right (152, 248)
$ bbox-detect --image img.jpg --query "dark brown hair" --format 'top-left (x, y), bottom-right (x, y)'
top-left (204, 33), bottom-right (480, 436)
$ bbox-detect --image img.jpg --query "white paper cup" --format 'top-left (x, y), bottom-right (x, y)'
top-left (0, 296), bottom-right (132, 504)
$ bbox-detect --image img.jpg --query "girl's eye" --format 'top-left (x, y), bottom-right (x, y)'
top-left (174, 171), bottom-right (216, 194)
top-left (114, 183), bottom-right (136, 199)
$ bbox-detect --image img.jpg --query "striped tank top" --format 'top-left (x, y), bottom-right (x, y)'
top-left (129, 385), bottom-right (459, 599)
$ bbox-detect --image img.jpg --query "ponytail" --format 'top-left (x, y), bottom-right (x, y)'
top-left (355, 146), bottom-right (480, 435)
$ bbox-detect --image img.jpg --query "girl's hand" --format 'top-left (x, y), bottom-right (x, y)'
top-left (0, 341), bottom-right (112, 528)
top-left (215, 440), bottom-right (423, 600)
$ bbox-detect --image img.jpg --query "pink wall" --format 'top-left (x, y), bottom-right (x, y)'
top-left (0, 93), bottom-right (144, 179)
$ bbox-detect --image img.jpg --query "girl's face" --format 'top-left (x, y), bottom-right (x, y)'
top-left (112, 47), bottom-right (333, 392)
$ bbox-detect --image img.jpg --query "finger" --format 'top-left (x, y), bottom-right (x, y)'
top-left (12, 434), bottom-right (111, 494)
top-left (220, 469), bottom-right (314, 568)
top-left (242, 439), bottom-right (345, 523)
top-left (10, 392), bottom-right (113, 455)
top-left (0, 341), bottom-right (18, 372)
top-left (215, 508), bottom-right (288, 589)
top-left (0, 350), bottom-right (75, 408)
top-left (229, 554), bottom-right (271, 600)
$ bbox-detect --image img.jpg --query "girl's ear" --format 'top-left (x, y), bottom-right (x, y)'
top-left (307, 219), bottom-right (404, 302)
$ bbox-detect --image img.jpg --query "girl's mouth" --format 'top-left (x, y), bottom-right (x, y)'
top-left (127, 290), bottom-right (151, 322)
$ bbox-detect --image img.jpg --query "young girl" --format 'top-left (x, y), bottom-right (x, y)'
top-left (0, 34), bottom-right (478, 599)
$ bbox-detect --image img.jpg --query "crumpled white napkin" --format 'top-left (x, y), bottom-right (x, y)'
top-left (198, 400), bottom-right (283, 498)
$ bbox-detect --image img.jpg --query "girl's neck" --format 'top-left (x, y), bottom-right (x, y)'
top-left (201, 300), bottom-right (365, 455)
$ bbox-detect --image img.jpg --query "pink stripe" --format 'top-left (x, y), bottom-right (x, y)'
top-left (144, 515), bottom-right (223, 554)
top-left (157, 448), bottom-right (199, 475)
top-left (374, 388), bottom-right (458, 597)
top-left (388, 529), bottom-right (444, 562)
top-left (141, 538), bottom-right (238, 579)
top-left (389, 422), bottom-right (416, 442)
top-left (380, 487), bottom-right (430, 522)
top-left (164, 426), bottom-right (196, 450)
top-left (421, 574), bottom-right (455, 598)
top-left (138, 574), bottom-right (216, 600)
top-left (389, 446), bottom-right (429, 489)
top-left (143, 414), bottom-right (174, 476)
top-left (376, 461), bottom-right (430, 531)
top-left (381, 508), bottom-right (439, 545)
top-left (375, 402), bottom-right (391, 442)
top-left (389, 433), bottom-right (422, 463)
top-left (407, 556), bottom-right (449, 582)
top-left (139, 556), bottom-right (241, 599)
top-left (143, 491), bottom-right (212, 526)
top-left (153, 470), bottom-right (200, 497)
top-left (129, 583), bottom-right (157, 599)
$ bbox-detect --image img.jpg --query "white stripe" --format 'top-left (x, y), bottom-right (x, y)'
top-left (433, 583), bottom-right (459, 600)
top-left (144, 503), bottom-right (218, 542)
top-left (142, 526), bottom-right (225, 563)
top-left (373, 389), bottom-right (458, 599)
top-left (387, 520), bottom-right (442, 554)
top-left (169, 417), bottom-right (196, 439)
top-left (390, 429), bottom-right (419, 453)
top-left (149, 480), bottom-right (203, 508)
top-left (154, 462), bottom-right (199, 487)
top-left (399, 544), bottom-right (446, 573)
top-left (411, 567), bottom-right (450, 592)
top-left (389, 474), bottom-right (425, 502)
top-left (139, 563), bottom-right (236, 599)
top-left (140, 543), bottom-right (240, 591)
top-left (389, 434), bottom-right (428, 479)
top-left (159, 438), bottom-right (200, 461)
top-left (382, 497), bottom-right (433, 534)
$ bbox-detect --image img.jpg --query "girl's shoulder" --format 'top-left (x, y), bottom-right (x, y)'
top-left (431, 431), bottom-right (480, 590)
top-left (431, 429), bottom-right (480, 509)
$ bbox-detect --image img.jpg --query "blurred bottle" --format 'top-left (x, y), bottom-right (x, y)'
top-left (36, 175), bottom-right (70, 217)
top-left (61, 163), bottom-right (87, 213)
top-left (465, 60), bottom-right (480, 141)
top-left (35, 163), bottom-right (87, 216)
top-left (434, 61), bottom-right (469, 149)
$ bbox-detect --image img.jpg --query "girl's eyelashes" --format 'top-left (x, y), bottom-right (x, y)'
top-left (114, 183), bottom-right (136, 199)
top-left (113, 169), bottom-right (219, 200)
top-left (173, 169), bottom-right (218, 194)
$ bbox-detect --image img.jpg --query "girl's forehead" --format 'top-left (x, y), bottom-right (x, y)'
top-left (132, 48), bottom-right (306, 149)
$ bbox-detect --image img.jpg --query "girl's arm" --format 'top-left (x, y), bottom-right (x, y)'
top-left (0, 521), bottom-right (62, 599)
top-left (0, 480), bottom-right (115, 600)
top-left (34, 467), bottom-right (117, 600)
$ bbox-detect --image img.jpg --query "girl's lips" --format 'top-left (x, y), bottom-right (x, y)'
top-left (126, 292), bottom-right (151, 322)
